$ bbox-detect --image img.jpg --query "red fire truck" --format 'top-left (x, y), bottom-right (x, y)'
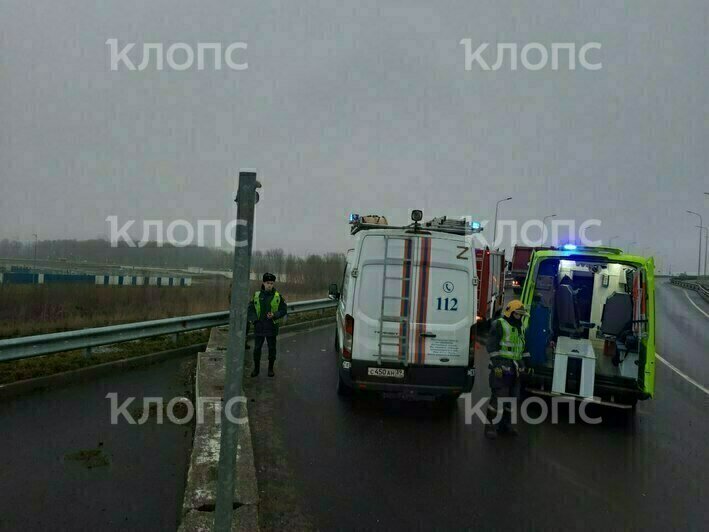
top-left (475, 247), bottom-right (506, 323)
top-left (510, 245), bottom-right (554, 293)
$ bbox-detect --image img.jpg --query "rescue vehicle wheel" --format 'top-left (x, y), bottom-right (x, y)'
top-left (337, 374), bottom-right (353, 397)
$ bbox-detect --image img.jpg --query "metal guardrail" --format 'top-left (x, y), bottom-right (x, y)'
top-left (670, 277), bottom-right (709, 303)
top-left (700, 284), bottom-right (709, 302)
top-left (0, 298), bottom-right (336, 363)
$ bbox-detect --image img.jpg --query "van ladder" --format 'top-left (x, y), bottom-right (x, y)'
top-left (377, 235), bottom-right (412, 366)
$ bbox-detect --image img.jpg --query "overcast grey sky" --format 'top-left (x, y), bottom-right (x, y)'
top-left (1, 1), bottom-right (707, 272)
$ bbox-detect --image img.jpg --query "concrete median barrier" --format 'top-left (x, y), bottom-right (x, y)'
top-left (179, 316), bottom-right (336, 530)
top-left (179, 326), bottom-right (259, 531)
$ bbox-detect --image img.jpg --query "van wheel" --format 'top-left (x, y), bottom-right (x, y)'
top-left (337, 374), bottom-right (353, 397)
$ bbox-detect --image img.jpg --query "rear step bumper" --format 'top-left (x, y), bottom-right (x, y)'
top-left (340, 359), bottom-right (474, 396)
top-left (524, 388), bottom-right (634, 409)
top-left (522, 370), bottom-right (649, 405)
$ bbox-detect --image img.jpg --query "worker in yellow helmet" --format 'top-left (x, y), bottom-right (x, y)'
top-left (484, 299), bottom-right (530, 439)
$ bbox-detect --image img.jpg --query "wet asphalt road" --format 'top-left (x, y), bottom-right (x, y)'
top-left (0, 281), bottom-right (704, 531)
top-left (247, 281), bottom-right (708, 531)
top-left (0, 355), bottom-right (196, 532)
top-left (655, 280), bottom-right (709, 386)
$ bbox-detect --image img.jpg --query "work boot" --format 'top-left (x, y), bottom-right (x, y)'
top-left (251, 355), bottom-right (260, 377)
top-left (250, 366), bottom-right (259, 377)
top-left (267, 361), bottom-right (275, 377)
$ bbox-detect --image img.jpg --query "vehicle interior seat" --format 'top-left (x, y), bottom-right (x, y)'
top-left (599, 292), bottom-right (636, 366)
top-left (555, 284), bottom-right (595, 338)
top-left (555, 284), bottom-right (582, 337)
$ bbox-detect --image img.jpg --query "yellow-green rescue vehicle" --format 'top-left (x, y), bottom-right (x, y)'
top-left (520, 245), bottom-right (655, 408)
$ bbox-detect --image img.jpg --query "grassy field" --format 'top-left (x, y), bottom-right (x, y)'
top-left (0, 280), bottom-right (323, 340)
top-left (0, 283), bottom-right (333, 384)
top-left (0, 330), bottom-right (210, 385)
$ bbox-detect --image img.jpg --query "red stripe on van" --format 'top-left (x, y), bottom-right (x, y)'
top-left (416, 237), bottom-right (432, 364)
top-left (414, 241), bottom-right (423, 363)
top-left (399, 239), bottom-right (412, 362)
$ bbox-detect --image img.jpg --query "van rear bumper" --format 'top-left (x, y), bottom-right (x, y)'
top-left (340, 358), bottom-right (474, 397)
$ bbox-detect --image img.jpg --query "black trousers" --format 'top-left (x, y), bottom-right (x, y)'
top-left (487, 357), bottom-right (520, 430)
top-left (253, 335), bottom-right (277, 363)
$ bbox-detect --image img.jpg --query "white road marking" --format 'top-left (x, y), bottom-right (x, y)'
top-left (683, 289), bottom-right (709, 319)
top-left (656, 352), bottom-right (709, 396)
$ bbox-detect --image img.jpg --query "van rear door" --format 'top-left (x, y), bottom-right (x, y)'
top-left (352, 234), bottom-right (475, 367)
top-left (637, 257), bottom-right (656, 397)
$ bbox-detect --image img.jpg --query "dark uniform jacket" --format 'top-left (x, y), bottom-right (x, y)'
top-left (247, 289), bottom-right (288, 337)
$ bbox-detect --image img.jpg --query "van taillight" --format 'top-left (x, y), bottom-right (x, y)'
top-left (343, 314), bottom-right (354, 360)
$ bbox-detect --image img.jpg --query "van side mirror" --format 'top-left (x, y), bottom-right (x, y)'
top-left (328, 283), bottom-right (340, 300)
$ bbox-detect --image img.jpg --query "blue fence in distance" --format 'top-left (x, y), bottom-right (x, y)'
top-left (0, 272), bottom-right (192, 287)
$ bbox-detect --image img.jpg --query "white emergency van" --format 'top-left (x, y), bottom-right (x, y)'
top-left (328, 212), bottom-right (482, 400)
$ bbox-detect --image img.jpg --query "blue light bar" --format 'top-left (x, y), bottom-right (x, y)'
top-left (470, 221), bottom-right (481, 230)
top-left (349, 213), bottom-right (360, 224)
top-left (563, 244), bottom-right (578, 251)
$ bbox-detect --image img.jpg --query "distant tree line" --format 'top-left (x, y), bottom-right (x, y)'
top-left (0, 239), bottom-right (345, 285)
top-left (0, 239), bottom-right (233, 269)
top-left (251, 249), bottom-right (345, 286)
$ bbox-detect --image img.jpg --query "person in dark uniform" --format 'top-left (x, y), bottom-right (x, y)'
top-left (484, 299), bottom-right (530, 439)
top-left (247, 273), bottom-right (288, 377)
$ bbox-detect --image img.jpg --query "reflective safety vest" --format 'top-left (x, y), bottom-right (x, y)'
top-left (498, 318), bottom-right (524, 361)
top-left (254, 291), bottom-right (281, 324)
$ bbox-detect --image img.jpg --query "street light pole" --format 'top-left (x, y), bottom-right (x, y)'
top-left (699, 192), bottom-right (708, 277)
top-left (492, 196), bottom-right (512, 249)
top-left (32, 233), bottom-right (38, 271)
top-left (697, 225), bottom-right (708, 278)
top-left (214, 170), bottom-right (260, 531)
top-left (687, 211), bottom-right (703, 279)
top-left (608, 235), bottom-right (620, 247)
top-left (542, 214), bottom-right (557, 246)
top-left (627, 241), bottom-right (637, 254)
